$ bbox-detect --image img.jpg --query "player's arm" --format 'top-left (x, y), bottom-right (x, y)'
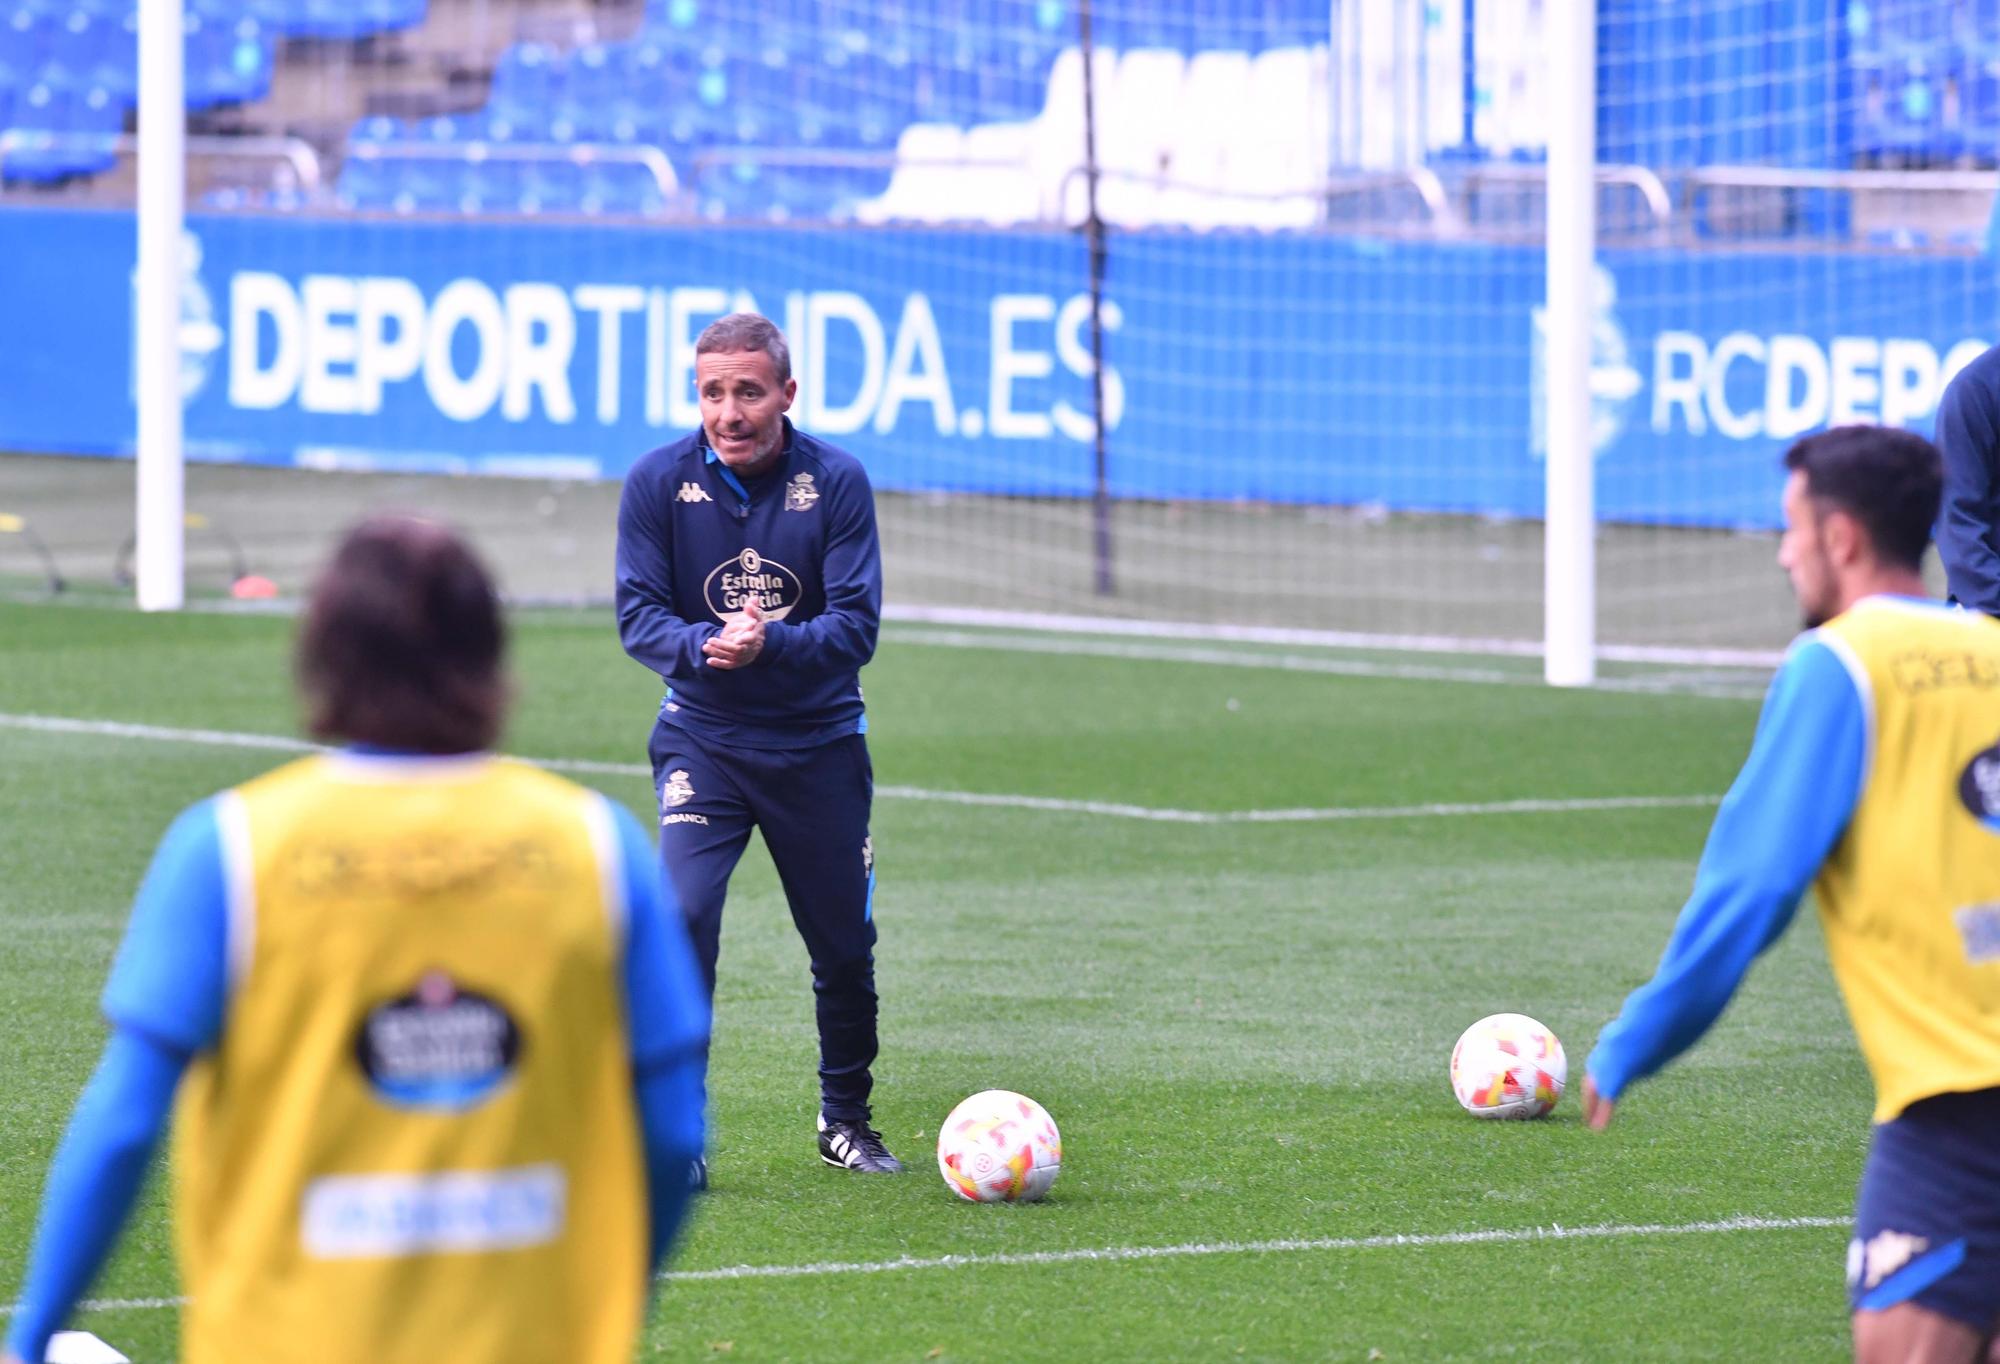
top-left (1584, 639), bottom-right (1866, 1122)
top-left (4, 801), bottom-right (229, 1364)
top-left (1934, 370), bottom-right (2000, 615)
top-left (3, 1032), bottom-right (187, 1364)
top-left (608, 801), bottom-right (710, 1274)
top-left (617, 465), bottom-right (723, 679)
top-left (755, 461), bottom-right (881, 675)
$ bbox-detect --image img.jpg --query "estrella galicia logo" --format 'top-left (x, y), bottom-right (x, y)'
top-left (355, 971), bottom-right (521, 1110)
top-left (1958, 742), bottom-right (2000, 832)
top-left (703, 547), bottom-right (802, 622)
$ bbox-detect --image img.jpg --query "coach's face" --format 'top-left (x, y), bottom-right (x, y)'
top-left (698, 348), bottom-right (796, 476)
top-left (1778, 470), bottom-right (1839, 629)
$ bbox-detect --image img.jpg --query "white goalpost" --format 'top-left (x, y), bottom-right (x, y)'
top-left (134, 0), bottom-right (185, 612)
top-left (1542, 0), bottom-right (1596, 687)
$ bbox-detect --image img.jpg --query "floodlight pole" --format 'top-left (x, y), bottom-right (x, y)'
top-left (1543, 0), bottom-right (1596, 686)
top-left (135, 0), bottom-right (186, 611)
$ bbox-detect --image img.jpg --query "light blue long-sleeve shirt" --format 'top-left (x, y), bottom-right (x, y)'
top-left (1587, 631), bottom-right (1868, 1099)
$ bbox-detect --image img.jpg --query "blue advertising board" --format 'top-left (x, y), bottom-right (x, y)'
top-left (1, 206), bottom-right (1993, 530)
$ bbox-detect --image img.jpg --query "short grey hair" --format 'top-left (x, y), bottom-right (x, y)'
top-left (695, 313), bottom-right (791, 384)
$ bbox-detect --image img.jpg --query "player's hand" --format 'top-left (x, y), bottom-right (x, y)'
top-left (1580, 1074), bottom-right (1616, 1130)
top-left (703, 594), bottom-right (766, 669)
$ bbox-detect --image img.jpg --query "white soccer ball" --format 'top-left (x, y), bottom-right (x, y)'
top-left (1449, 1013), bottom-right (1566, 1119)
top-left (937, 1089), bottom-right (1062, 1203)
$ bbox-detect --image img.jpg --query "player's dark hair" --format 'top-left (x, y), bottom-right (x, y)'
top-left (1783, 425), bottom-right (1942, 572)
top-left (297, 516), bottom-right (508, 754)
top-left (695, 312), bottom-right (791, 384)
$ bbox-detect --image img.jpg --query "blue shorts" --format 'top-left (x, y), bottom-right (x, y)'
top-left (1848, 1086), bottom-right (2000, 1330)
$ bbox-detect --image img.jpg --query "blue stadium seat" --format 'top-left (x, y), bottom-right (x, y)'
top-left (1967, 54), bottom-right (2000, 157)
top-left (658, 96), bottom-right (726, 157)
top-left (346, 113), bottom-right (402, 144)
top-left (3, 83), bottom-right (121, 181)
top-left (393, 154), bottom-right (464, 212)
top-left (187, 14), bottom-right (272, 108)
top-left (445, 109), bottom-right (525, 144)
top-left (700, 50), bottom-right (794, 111)
top-left (579, 158), bottom-right (666, 215)
top-left (83, 11), bottom-right (136, 104)
top-left (412, 112), bottom-right (466, 144)
top-left (490, 42), bottom-right (563, 127)
top-left (336, 148), bottom-right (395, 209)
top-left (1871, 0), bottom-right (1952, 57)
top-left (0, 8), bottom-right (50, 94)
top-left (628, 33), bottom-right (699, 89)
top-left (460, 155), bottom-right (523, 212)
top-left (333, 0), bottom-right (1321, 225)
top-left (564, 42), bottom-right (624, 134)
top-left (695, 156), bottom-right (773, 220)
top-left (1876, 59), bottom-right (1946, 159)
top-left (513, 157), bottom-right (582, 214)
top-left (39, 10), bottom-right (104, 93)
top-left (250, 0), bottom-right (425, 40)
top-left (914, 56), bottom-right (985, 124)
top-left (645, 0), bottom-right (760, 54)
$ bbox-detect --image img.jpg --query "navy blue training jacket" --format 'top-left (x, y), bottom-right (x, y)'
top-left (616, 417), bottom-right (881, 748)
top-left (1937, 342), bottom-right (2000, 615)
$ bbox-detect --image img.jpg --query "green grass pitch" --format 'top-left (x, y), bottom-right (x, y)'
top-left (0, 601), bottom-right (1869, 1361)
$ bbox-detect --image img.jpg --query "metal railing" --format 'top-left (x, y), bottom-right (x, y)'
top-left (686, 148), bottom-right (1456, 230)
top-left (1681, 165), bottom-right (2000, 196)
top-left (7, 130), bottom-right (1989, 249)
top-left (1459, 161), bottom-right (1675, 233)
top-left (0, 131), bottom-right (322, 193)
top-left (1679, 164), bottom-right (1997, 246)
top-left (343, 139), bottom-right (682, 201)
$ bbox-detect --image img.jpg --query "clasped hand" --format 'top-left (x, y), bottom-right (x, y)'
top-left (704, 594), bottom-right (766, 669)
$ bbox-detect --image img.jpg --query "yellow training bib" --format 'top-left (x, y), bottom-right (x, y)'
top-left (172, 753), bottom-right (647, 1364)
top-left (1812, 599), bottom-right (2000, 1121)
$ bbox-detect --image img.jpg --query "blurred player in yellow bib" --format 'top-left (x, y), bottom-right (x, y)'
top-left (1584, 427), bottom-right (2000, 1363)
top-left (5, 518), bottom-right (709, 1364)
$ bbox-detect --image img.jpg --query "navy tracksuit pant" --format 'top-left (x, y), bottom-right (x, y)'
top-left (649, 719), bottom-right (878, 1121)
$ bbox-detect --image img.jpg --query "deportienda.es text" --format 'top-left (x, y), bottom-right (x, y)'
top-left (224, 276), bottom-right (1123, 439)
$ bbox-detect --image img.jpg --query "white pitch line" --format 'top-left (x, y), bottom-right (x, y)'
top-left (0, 713), bottom-right (1722, 825)
top-left (885, 628), bottom-right (1772, 702)
top-left (882, 603), bottom-right (1790, 670)
top-left (3, 1215), bottom-right (1846, 1317)
top-left (864, 787), bottom-right (1722, 825)
top-left (660, 1215), bottom-right (1847, 1283)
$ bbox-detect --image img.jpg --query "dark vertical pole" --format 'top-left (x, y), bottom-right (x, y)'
top-left (1462, 0), bottom-right (1477, 153)
top-left (1079, 0), bottom-right (1114, 596)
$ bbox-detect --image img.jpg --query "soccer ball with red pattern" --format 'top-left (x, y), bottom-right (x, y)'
top-left (937, 1090), bottom-right (1062, 1202)
top-left (1449, 1013), bottom-right (1566, 1119)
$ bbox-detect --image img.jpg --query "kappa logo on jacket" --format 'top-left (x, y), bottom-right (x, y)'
top-left (676, 482), bottom-right (712, 504)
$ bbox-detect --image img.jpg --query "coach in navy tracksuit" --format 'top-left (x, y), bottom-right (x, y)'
top-left (1937, 342), bottom-right (2000, 616)
top-left (615, 313), bottom-right (902, 1178)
